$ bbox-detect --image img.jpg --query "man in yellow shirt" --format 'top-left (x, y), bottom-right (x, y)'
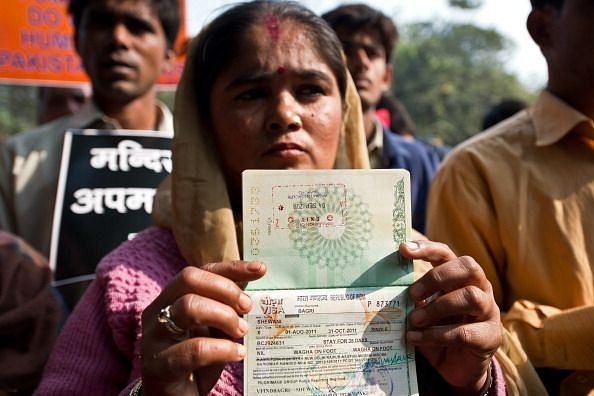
top-left (426, 0), bottom-right (594, 394)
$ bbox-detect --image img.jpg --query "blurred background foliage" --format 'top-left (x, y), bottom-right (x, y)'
top-left (448, 0), bottom-right (484, 9)
top-left (393, 21), bottom-right (536, 146)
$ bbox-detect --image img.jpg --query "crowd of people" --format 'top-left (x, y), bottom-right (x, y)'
top-left (0, 0), bottom-right (592, 395)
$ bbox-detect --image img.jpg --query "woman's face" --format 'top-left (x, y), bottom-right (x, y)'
top-left (210, 18), bottom-right (343, 190)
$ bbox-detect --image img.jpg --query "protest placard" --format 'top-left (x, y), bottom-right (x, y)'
top-left (50, 129), bottom-right (172, 309)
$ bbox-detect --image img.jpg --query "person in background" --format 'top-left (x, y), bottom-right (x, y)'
top-left (37, 85), bottom-right (91, 125)
top-left (0, 231), bottom-right (63, 395)
top-left (0, 0), bottom-right (180, 311)
top-left (376, 93), bottom-right (448, 162)
top-left (33, 1), bottom-right (547, 395)
top-left (376, 93), bottom-right (416, 138)
top-left (481, 98), bottom-right (528, 130)
top-left (322, 4), bottom-right (438, 233)
top-left (427, 0), bottom-right (594, 394)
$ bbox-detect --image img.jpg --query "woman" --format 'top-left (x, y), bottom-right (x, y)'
top-left (35, 1), bottom-right (535, 395)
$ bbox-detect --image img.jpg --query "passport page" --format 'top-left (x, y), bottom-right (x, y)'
top-left (242, 169), bottom-right (418, 396)
top-left (243, 169), bottom-right (413, 290)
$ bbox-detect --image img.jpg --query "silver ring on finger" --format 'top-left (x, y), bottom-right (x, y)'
top-left (157, 305), bottom-right (189, 340)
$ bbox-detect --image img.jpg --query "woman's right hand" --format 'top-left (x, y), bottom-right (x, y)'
top-left (139, 260), bottom-right (266, 396)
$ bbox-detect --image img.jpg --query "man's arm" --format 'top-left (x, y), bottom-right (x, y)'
top-left (426, 149), bottom-right (594, 371)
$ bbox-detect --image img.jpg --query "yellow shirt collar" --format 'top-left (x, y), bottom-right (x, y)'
top-left (532, 90), bottom-right (594, 146)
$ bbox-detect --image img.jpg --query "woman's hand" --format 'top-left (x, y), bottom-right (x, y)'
top-left (400, 240), bottom-right (501, 394)
top-left (139, 260), bottom-right (266, 396)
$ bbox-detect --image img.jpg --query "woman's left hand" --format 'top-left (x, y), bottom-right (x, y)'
top-left (400, 240), bottom-right (501, 394)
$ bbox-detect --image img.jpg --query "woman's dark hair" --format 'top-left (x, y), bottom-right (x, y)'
top-left (68, 0), bottom-right (181, 49)
top-left (530, 0), bottom-right (564, 9)
top-left (193, 0), bottom-right (348, 119)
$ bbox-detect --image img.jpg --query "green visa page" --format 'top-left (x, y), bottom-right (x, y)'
top-left (242, 169), bottom-right (419, 396)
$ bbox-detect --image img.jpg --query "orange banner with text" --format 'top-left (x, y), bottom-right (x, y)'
top-left (0, 0), bottom-right (186, 87)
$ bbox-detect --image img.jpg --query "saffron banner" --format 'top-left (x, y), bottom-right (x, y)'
top-left (0, 0), bottom-right (186, 87)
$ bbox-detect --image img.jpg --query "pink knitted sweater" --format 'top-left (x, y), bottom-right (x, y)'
top-left (34, 227), bottom-right (506, 395)
top-left (34, 227), bottom-right (242, 395)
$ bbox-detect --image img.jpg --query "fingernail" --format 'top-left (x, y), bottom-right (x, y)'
top-left (237, 344), bottom-right (246, 358)
top-left (404, 241), bottom-right (420, 250)
top-left (239, 293), bottom-right (252, 311)
top-left (247, 261), bottom-right (264, 272)
top-left (238, 317), bottom-right (248, 334)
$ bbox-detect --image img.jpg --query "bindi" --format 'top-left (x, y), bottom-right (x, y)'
top-left (276, 66), bottom-right (285, 75)
top-left (264, 13), bottom-right (280, 41)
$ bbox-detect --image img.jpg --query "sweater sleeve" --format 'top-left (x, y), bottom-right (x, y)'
top-left (491, 357), bottom-right (507, 396)
top-left (34, 279), bottom-right (131, 395)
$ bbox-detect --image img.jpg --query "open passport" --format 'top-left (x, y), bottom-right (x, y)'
top-left (242, 169), bottom-right (418, 396)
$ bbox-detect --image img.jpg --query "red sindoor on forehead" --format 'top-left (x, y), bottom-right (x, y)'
top-left (264, 13), bottom-right (280, 41)
top-left (264, 13), bottom-right (283, 75)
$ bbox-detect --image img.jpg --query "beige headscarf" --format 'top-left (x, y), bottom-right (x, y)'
top-left (152, 34), bottom-right (369, 268)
